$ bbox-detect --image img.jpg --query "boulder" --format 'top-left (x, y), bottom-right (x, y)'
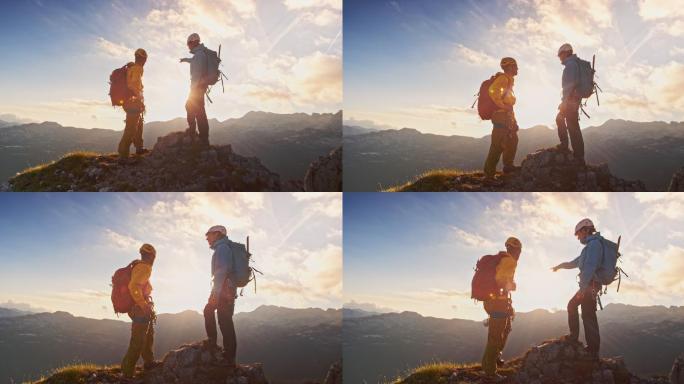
top-left (304, 146), bottom-right (342, 192)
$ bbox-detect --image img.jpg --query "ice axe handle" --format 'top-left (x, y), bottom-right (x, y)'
top-left (246, 236), bottom-right (250, 253)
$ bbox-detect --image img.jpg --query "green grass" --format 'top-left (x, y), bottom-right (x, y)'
top-left (11, 151), bottom-right (108, 191)
top-left (390, 362), bottom-right (476, 384)
top-left (28, 363), bottom-right (115, 384)
top-left (384, 169), bottom-right (467, 192)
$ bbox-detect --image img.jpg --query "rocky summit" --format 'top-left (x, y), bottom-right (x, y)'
top-left (6, 131), bottom-right (283, 192)
top-left (389, 147), bottom-right (647, 192)
top-left (395, 339), bottom-right (672, 384)
top-left (515, 339), bottom-right (667, 384)
top-left (34, 342), bottom-right (268, 384)
top-left (668, 167), bottom-right (684, 192)
top-left (304, 146), bottom-right (342, 192)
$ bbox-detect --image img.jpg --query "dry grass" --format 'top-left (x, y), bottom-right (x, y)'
top-left (384, 169), bottom-right (467, 192)
top-left (10, 151), bottom-right (108, 191)
top-left (28, 363), bottom-right (114, 384)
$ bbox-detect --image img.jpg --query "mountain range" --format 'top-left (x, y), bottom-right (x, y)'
top-left (343, 304), bottom-right (684, 383)
top-left (0, 111), bottom-right (341, 184)
top-left (0, 305), bottom-right (341, 384)
top-left (343, 120), bottom-right (684, 191)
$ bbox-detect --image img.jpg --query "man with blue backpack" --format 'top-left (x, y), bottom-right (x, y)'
top-left (203, 225), bottom-right (253, 370)
top-left (552, 218), bottom-right (622, 360)
top-left (181, 33), bottom-right (221, 148)
top-left (556, 43), bottom-right (596, 167)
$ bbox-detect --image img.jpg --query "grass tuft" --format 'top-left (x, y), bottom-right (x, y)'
top-left (384, 169), bottom-right (467, 192)
top-left (11, 151), bottom-right (108, 191)
top-left (28, 363), bottom-right (111, 384)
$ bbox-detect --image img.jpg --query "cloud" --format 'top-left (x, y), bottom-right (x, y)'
top-left (634, 193), bottom-right (684, 220)
top-left (104, 229), bottom-right (141, 250)
top-left (638, 0), bottom-right (684, 20)
top-left (0, 300), bottom-right (49, 313)
top-left (96, 37), bottom-right (132, 58)
top-left (283, 0), bottom-right (341, 11)
top-left (452, 227), bottom-right (497, 249)
top-left (453, 44), bottom-right (498, 67)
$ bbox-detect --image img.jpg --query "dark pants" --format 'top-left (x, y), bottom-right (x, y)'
top-left (204, 296), bottom-right (236, 364)
top-left (482, 298), bottom-right (513, 375)
top-left (118, 110), bottom-right (144, 157)
top-left (567, 286), bottom-right (600, 355)
top-left (483, 127), bottom-right (519, 178)
top-left (121, 312), bottom-right (154, 377)
top-left (556, 99), bottom-right (584, 161)
top-left (186, 86), bottom-right (209, 145)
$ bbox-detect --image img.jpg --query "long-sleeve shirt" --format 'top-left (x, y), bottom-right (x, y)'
top-left (488, 72), bottom-right (516, 111)
top-left (189, 44), bottom-right (208, 89)
top-left (128, 261), bottom-right (152, 308)
top-left (561, 54), bottom-right (580, 102)
top-left (126, 63), bottom-right (144, 98)
top-left (495, 251), bottom-right (517, 290)
top-left (211, 237), bottom-right (234, 297)
top-left (564, 233), bottom-right (603, 290)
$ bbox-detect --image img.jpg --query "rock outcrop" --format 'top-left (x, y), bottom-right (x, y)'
top-left (672, 354), bottom-right (684, 384)
top-left (389, 147), bottom-right (647, 192)
top-left (668, 167), bottom-right (684, 192)
top-left (396, 339), bottom-right (673, 384)
top-left (35, 342), bottom-right (268, 384)
top-left (146, 342), bottom-right (268, 384)
top-left (322, 361), bottom-right (342, 384)
top-left (304, 146), bottom-right (342, 192)
top-left (8, 131), bottom-right (283, 192)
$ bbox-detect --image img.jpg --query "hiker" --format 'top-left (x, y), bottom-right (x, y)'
top-left (117, 48), bottom-right (149, 160)
top-left (181, 33), bottom-right (211, 147)
top-left (479, 237), bottom-right (522, 380)
top-left (203, 225), bottom-right (238, 369)
top-left (121, 243), bottom-right (160, 380)
top-left (552, 218), bottom-right (603, 360)
top-left (555, 43), bottom-right (585, 166)
top-left (483, 58), bottom-right (520, 182)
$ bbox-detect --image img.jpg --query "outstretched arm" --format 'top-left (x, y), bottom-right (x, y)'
top-left (551, 256), bottom-right (579, 272)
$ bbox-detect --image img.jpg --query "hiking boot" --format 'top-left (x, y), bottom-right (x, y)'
top-left (135, 148), bottom-right (150, 156)
top-left (582, 347), bottom-right (599, 361)
top-left (574, 158), bottom-right (586, 167)
top-left (483, 373), bottom-right (505, 383)
top-left (555, 143), bottom-right (570, 153)
top-left (185, 127), bottom-right (197, 136)
top-left (143, 361), bottom-right (162, 371)
top-left (201, 339), bottom-right (219, 350)
top-left (496, 357), bottom-right (505, 367)
top-left (503, 165), bottom-right (521, 174)
top-left (560, 334), bottom-right (581, 345)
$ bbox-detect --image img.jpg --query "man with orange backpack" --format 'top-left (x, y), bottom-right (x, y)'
top-left (482, 58), bottom-right (520, 182)
top-left (119, 243), bottom-right (160, 380)
top-left (471, 237), bottom-right (522, 381)
top-left (116, 48), bottom-right (149, 161)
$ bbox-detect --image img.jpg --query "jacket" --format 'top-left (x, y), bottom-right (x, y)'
top-left (495, 251), bottom-right (517, 291)
top-left (488, 72), bottom-right (516, 111)
top-left (561, 54), bottom-right (580, 102)
top-left (128, 261), bottom-right (152, 308)
top-left (211, 236), bottom-right (234, 298)
top-left (189, 44), bottom-right (208, 89)
top-left (567, 233), bottom-right (604, 291)
top-left (126, 63), bottom-right (144, 98)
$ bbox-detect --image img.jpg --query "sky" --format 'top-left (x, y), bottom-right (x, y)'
top-left (344, 0), bottom-right (684, 136)
top-left (0, 192), bottom-right (342, 320)
top-left (344, 192), bottom-right (684, 321)
top-left (0, 0), bottom-right (341, 130)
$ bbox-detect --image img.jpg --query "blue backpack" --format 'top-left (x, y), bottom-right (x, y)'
top-left (575, 55), bottom-right (601, 102)
top-left (595, 235), bottom-right (627, 290)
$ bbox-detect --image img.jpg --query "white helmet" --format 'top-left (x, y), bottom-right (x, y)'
top-left (574, 218), bottom-right (594, 235)
top-left (558, 43), bottom-right (573, 56)
top-left (187, 33), bottom-right (201, 44)
top-left (206, 225), bottom-right (227, 236)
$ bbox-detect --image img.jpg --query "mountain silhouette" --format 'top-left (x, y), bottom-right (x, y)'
top-left (3, 127), bottom-right (342, 191)
top-left (394, 338), bottom-right (674, 384)
top-left (0, 111), bottom-right (341, 187)
top-left (343, 304), bottom-right (684, 383)
top-left (343, 119), bottom-right (684, 191)
top-left (387, 146), bottom-right (646, 191)
top-left (0, 305), bottom-right (341, 384)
